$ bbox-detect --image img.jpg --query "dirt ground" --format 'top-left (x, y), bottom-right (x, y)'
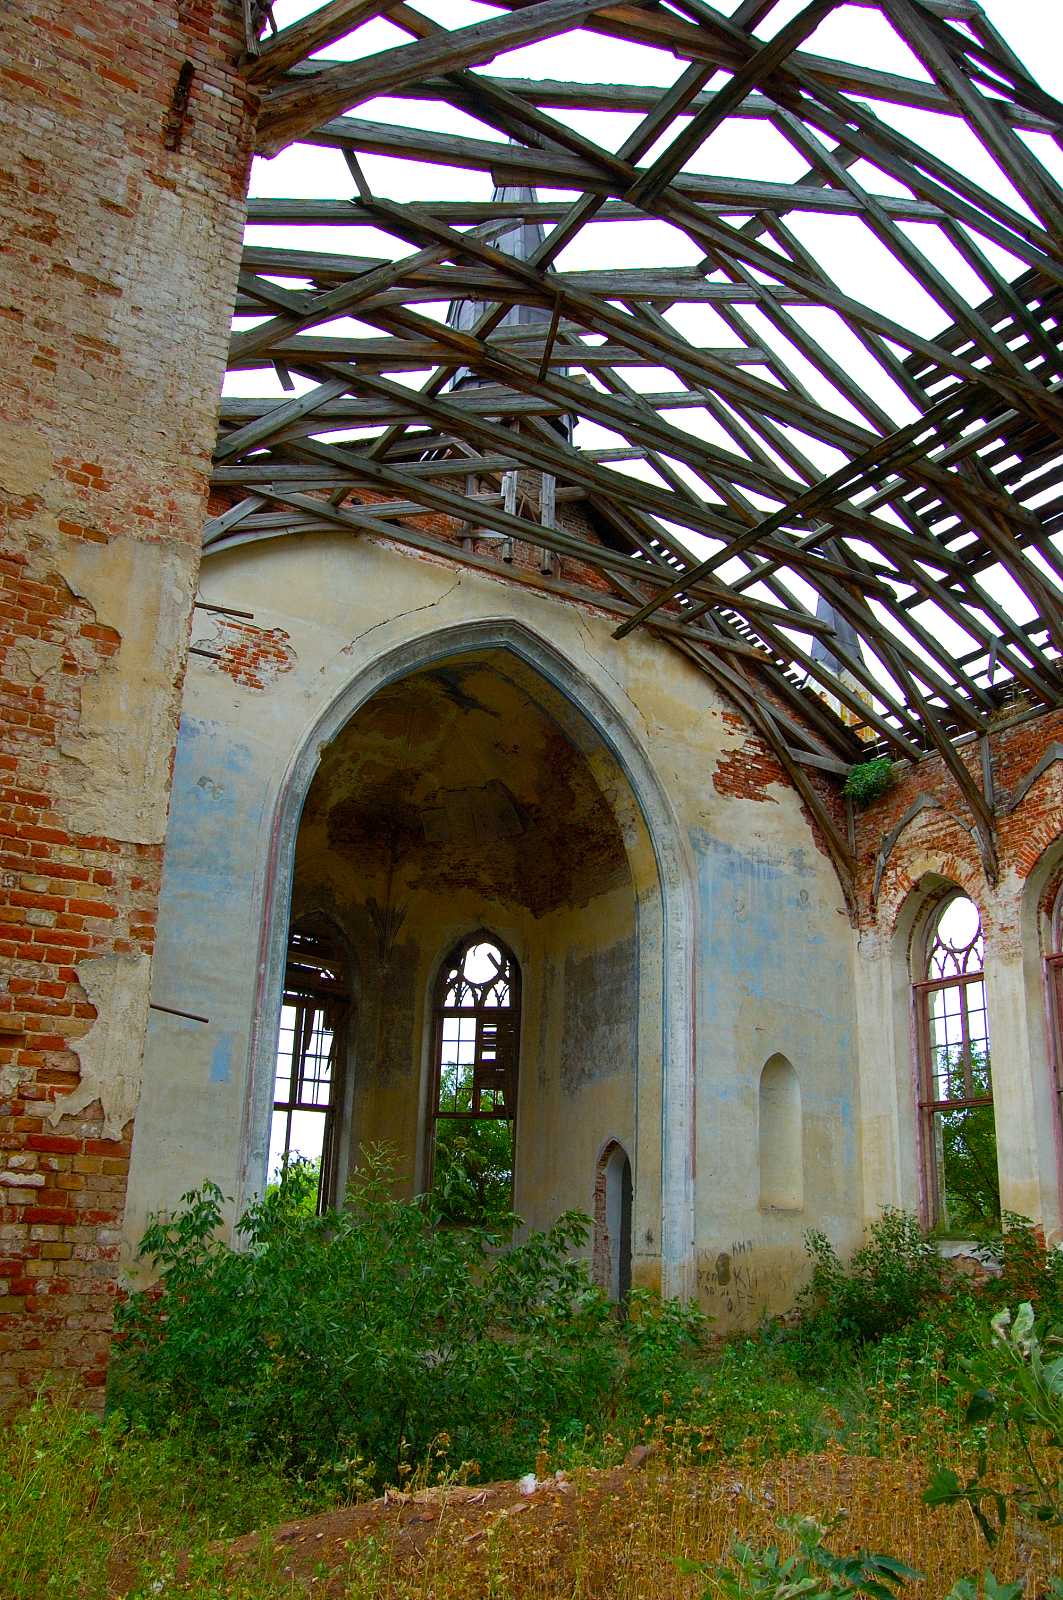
top-left (219, 1460), bottom-right (644, 1594)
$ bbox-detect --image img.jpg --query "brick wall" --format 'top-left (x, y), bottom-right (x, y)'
top-left (0, 1), bottom-right (252, 1404)
top-left (854, 710), bottom-right (1063, 935)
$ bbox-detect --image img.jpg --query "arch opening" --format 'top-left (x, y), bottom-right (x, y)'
top-left (758, 1055), bottom-right (802, 1213)
top-left (594, 1140), bottom-right (632, 1305)
top-left (273, 643), bottom-right (647, 1239)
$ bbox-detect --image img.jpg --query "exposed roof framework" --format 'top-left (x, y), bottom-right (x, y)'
top-left (211, 0), bottom-right (1063, 903)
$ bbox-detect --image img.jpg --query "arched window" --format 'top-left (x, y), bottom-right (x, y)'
top-left (758, 1055), bottom-right (802, 1211)
top-left (915, 894), bottom-right (999, 1232)
top-left (269, 926), bottom-right (350, 1211)
top-left (430, 936), bottom-right (520, 1224)
top-left (1046, 887), bottom-right (1063, 1113)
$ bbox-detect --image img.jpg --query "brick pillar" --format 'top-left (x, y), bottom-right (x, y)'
top-left (0, 1), bottom-right (254, 1405)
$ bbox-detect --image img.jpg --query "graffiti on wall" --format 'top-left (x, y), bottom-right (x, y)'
top-left (696, 1238), bottom-right (807, 1324)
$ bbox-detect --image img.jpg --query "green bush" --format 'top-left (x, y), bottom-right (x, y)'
top-left (842, 757), bottom-right (894, 806)
top-left (114, 1153), bottom-right (707, 1487)
top-left (677, 1514), bottom-right (922, 1599)
top-left (432, 1115), bottom-right (515, 1225)
top-left (777, 1209), bottom-right (952, 1369)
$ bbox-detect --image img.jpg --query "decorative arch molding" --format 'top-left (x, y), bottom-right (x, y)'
top-left (239, 616), bottom-right (698, 1294)
top-left (872, 792), bottom-right (995, 910)
top-left (874, 820), bottom-right (988, 938)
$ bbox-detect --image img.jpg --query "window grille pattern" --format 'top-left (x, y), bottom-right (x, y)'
top-left (915, 895), bottom-right (998, 1231)
top-left (431, 938), bottom-right (520, 1223)
top-left (269, 927), bottom-right (348, 1210)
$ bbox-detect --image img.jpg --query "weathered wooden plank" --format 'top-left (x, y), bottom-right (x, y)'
top-left (255, 0), bottom-right (650, 155)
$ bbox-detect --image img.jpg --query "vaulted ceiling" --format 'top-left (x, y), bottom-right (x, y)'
top-left (211, 0), bottom-right (1063, 900)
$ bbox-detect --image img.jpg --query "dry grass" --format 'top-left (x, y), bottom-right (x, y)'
top-left (214, 1426), bottom-right (1063, 1600)
top-left (7, 1391), bottom-right (1063, 1598)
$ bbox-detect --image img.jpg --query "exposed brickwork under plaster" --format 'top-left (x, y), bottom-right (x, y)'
top-left (0, 0), bottom-right (252, 1405)
top-left (856, 710), bottom-right (1063, 941)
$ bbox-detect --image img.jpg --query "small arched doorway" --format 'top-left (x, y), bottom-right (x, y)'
top-left (429, 935), bottom-right (521, 1223)
top-left (594, 1140), bottom-right (632, 1304)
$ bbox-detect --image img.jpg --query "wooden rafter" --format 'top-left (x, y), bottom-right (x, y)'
top-left (215, 0), bottom-right (1063, 903)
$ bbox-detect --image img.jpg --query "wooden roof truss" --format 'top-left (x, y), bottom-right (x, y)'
top-left (211, 0), bottom-right (1063, 907)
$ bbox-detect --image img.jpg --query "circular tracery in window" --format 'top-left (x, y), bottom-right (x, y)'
top-left (926, 894), bottom-right (984, 981)
top-left (442, 941), bottom-right (513, 1010)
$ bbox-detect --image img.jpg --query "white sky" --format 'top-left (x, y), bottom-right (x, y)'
top-left (226, 1), bottom-right (1063, 712)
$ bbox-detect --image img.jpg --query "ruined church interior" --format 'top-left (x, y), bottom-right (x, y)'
top-left (4, 0), bottom-right (1063, 1399)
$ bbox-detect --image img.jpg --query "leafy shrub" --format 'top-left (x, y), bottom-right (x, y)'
top-left (677, 1514), bottom-right (921, 1598)
top-left (621, 1288), bottom-right (710, 1414)
top-left (842, 757), bottom-right (894, 806)
top-left (972, 1217), bottom-right (1063, 1324)
top-left (432, 1115), bottom-right (515, 1225)
top-left (778, 1209), bottom-right (952, 1368)
top-left (938, 1092), bottom-right (1001, 1234)
top-left (114, 1153), bottom-right (707, 1487)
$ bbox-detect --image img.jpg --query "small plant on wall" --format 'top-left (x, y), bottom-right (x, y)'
top-left (843, 757), bottom-right (894, 807)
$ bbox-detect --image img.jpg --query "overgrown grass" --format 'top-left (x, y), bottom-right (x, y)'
top-left (7, 1198), bottom-right (1063, 1597)
top-left (0, 1396), bottom-right (338, 1600)
top-left (4, 1387), bottom-right (1061, 1599)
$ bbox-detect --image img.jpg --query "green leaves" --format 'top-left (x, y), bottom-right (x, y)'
top-left (926, 1299), bottom-right (1063, 1549)
top-left (675, 1516), bottom-right (922, 1600)
top-left (841, 759), bottom-right (894, 807)
top-left (113, 1150), bottom-right (706, 1487)
top-left (964, 1390), bottom-right (996, 1426)
top-left (944, 1573), bottom-right (1024, 1600)
top-left (921, 1461), bottom-right (1007, 1549)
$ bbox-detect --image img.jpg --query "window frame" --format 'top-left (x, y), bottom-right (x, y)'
top-left (912, 893), bottom-right (993, 1230)
top-left (271, 928), bottom-right (350, 1212)
top-left (428, 934), bottom-right (522, 1197)
top-left (1044, 885), bottom-right (1063, 1114)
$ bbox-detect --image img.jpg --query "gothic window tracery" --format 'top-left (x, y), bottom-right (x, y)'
top-left (431, 937), bottom-right (520, 1224)
top-left (914, 895), bottom-right (999, 1232)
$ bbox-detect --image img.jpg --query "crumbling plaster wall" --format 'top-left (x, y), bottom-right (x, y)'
top-left (128, 528), bottom-right (861, 1325)
top-left (0, 1), bottom-right (253, 1402)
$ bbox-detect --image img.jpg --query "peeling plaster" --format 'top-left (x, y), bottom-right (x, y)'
top-left (50, 952), bottom-right (151, 1138)
top-left (57, 535), bottom-right (196, 843)
top-left (0, 423), bottom-right (53, 497)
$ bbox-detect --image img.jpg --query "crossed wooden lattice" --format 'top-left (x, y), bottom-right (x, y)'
top-left (210, 0), bottom-right (1063, 907)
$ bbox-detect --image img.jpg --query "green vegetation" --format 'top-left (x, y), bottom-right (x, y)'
top-left (842, 757), bottom-right (895, 806)
top-left (677, 1515), bottom-right (923, 1599)
top-left (432, 1115), bottom-right (515, 1225)
top-left (112, 1152), bottom-right (706, 1489)
top-left (9, 1192), bottom-right (1063, 1597)
top-left (941, 1098), bottom-right (1002, 1234)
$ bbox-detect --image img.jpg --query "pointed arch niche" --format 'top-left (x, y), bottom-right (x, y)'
top-left (758, 1055), bottom-right (803, 1213)
top-left (245, 628), bottom-right (692, 1276)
